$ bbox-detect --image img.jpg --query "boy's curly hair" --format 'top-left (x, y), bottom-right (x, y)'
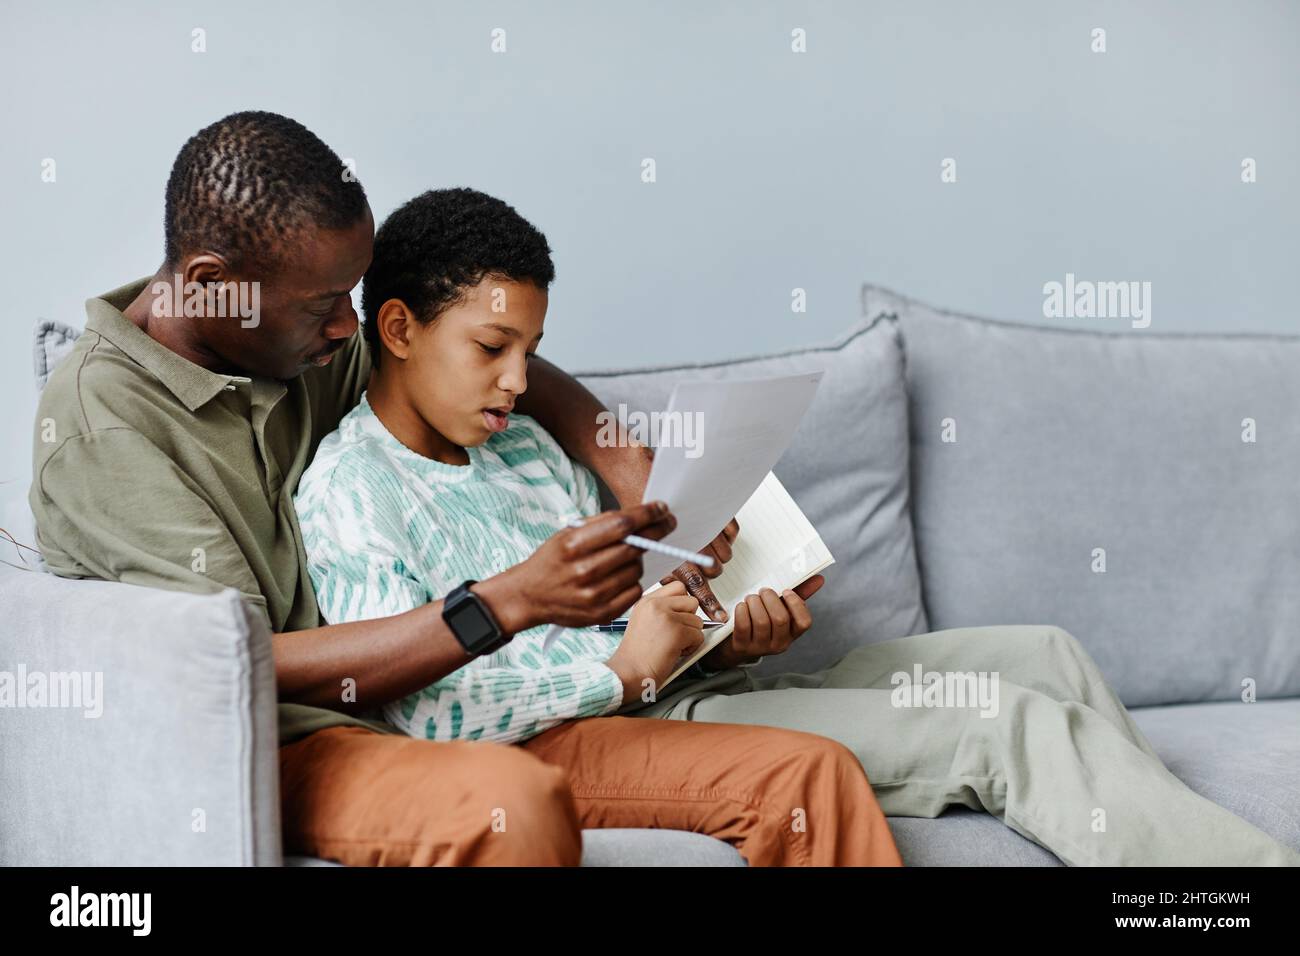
top-left (361, 187), bottom-right (555, 366)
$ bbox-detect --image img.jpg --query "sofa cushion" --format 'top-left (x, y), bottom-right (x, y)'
top-left (870, 284), bottom-right (1300, 707)
top-left (576, 314), bottom-right (928, 677)
top-left (1128, 697), bottom-right (1300, 853)
top-left (887, 809), bottom-right (1063, 866)
top-left (287, 829), bottom-right (748, 866)
top-left (885, 697), bottom-right (1300, 864)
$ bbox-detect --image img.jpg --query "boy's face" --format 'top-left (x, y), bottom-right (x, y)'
top-left (402, 277), bottom-right (547, 450)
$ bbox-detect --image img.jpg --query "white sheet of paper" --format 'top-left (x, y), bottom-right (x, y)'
top-left (635, 370), bottom-right (824, 588)
top-left (541, 371), bottom-right (823, 657)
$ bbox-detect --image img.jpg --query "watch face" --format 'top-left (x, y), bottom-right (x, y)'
top-left (447, 598), bottom-right (496, 650)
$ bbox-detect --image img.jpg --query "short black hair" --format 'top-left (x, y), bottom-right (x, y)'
top-left (362, 187), bottom-right (555, 365)
top-left (163, 110), bottom-right (368, 272)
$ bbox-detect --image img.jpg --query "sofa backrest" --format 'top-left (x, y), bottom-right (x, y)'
top-left (870, 284), bottom-right (1300, 707)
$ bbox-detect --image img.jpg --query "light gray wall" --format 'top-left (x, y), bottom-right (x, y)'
top-left (2, 0), bottom-right (1297, 520)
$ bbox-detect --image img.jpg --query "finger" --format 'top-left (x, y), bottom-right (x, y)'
top-left (597, 582), bottom-right (645, 621)
top-left (576, 512), bottom-right (677, 577)
top-left (730, 600), bottom-right (752, 654)
top-left (664, 594), bottom-right (701, 614)
top-left (633, 513), bottom-right (678, 543)
top-left (577, 541), bottom-right (657, 583)
top-left (677, 628), bottom-right (705, 655)
top-left (793, 574), bottom-right (825, 601)
top-left (707, 528), bottom-right (734, 566)
top-left (669, 610), bottom-right (705, 630)
top-left (586, 563), bottom-right (645, 607)
top-left (745, 593), bottom-right (772, 649)
top-left (565, 502), bottom-right (674, 553)
top-left (757, 587), bottom-right (791, 648)
top-left (695, 549), bottom-right (725, 581)
top-left (657, 580), bottom-right (687, 597)
top-left (721, 517), bottom-right (740, 544)
top-left (677, 565), bottom-right (728, 623)
top-left (781, 588), bottom-right (814, 637)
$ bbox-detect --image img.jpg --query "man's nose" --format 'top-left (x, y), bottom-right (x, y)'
top-left (325, 299), bottom-right (359, 339)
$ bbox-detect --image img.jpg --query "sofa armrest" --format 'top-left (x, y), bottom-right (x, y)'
top-left (0, 562), bottom-right (281, 865)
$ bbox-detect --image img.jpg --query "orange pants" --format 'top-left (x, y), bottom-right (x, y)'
top-left (278, 716), bottom-right (901, 867)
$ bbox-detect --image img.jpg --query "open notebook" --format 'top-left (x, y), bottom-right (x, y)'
top-left (648, 471), bottom-right (835, 691)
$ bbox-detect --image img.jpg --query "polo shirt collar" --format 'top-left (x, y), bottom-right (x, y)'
top-left (84, 277), bottom-right (258, 413)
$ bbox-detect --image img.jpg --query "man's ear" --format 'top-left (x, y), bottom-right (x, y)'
top-left (180, 252), bottom-right (232, 287)
top-left (376, 299), bottom-right (416, 361)
top-left (173, 253), bottom-right (235, 320)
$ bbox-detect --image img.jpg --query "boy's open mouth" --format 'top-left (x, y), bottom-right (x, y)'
top-left (482, 407), bottom-right (511, 432)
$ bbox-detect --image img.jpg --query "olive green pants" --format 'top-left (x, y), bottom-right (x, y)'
top-left (622, 624), bottom-right (1299, 866)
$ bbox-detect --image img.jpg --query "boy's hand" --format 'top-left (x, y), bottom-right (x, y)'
top-left (659, 518), bottom-right (740, 622)
top-left (699, 575), bottom-right (825, 670)
top-left (495, 502), bottom-right (677, 633)
top-left (605, 581), bottom-right (706, 704)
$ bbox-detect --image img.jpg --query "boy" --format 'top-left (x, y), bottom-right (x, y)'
top-left (295, 187), bottom-right (902, 867)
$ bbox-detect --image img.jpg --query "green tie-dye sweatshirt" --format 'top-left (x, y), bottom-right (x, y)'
top-left (294, 391), bottom-right (625, 744)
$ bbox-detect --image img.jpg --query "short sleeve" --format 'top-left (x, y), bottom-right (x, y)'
top-left (32, 428), bottom-right (269, 619)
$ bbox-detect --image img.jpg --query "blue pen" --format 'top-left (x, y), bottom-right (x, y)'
top-left (595, 619), bottom-right (725, 632)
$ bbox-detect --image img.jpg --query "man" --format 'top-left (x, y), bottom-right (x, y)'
top-left (30, 112), bottom-right (901, 867)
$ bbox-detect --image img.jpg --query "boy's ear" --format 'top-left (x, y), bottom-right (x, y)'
top-left (375, 299), bottom-right (416, 361)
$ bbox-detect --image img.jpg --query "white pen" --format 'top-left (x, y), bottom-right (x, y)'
top-left (540, 514), bottom-right (716, 651)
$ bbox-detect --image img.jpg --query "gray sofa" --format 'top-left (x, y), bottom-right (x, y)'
top-left (3, 283), bottom-right (1297, 866)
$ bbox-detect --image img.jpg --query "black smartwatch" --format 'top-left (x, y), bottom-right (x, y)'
top-left (442, 580), bottom-right (509, 656)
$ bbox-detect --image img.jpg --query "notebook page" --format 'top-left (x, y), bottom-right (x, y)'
top-left (650, 472), bottom-right (835, 689)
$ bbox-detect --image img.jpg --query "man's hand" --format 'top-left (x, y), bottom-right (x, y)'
top-left (494, 501), bottom-right (677, 632)
top-left (659, 518), bottom-right (740, 622)
top-left (699, 574), bottom-right (825, 670)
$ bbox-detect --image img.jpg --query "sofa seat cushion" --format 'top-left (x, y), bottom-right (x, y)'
top-left (1129, 697), bottom-right (1300, 852)
top-left (285, 828), bottom-right (748, 867)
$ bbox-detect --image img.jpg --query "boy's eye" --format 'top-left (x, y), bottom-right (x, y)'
top-left (477, 344), bottom-right (537, 359)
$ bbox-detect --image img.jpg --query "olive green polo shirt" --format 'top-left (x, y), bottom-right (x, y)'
top-left (30, 277), bottom-right (402, 746)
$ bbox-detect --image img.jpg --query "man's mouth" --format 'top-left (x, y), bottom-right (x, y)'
top-left (308, 341), bottom-right (345, 366)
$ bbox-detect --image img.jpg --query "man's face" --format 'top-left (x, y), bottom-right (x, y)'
top-left (399, 277), bottom-right (547, 451)
top-left (207, 206), bottom-right (375, 380)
